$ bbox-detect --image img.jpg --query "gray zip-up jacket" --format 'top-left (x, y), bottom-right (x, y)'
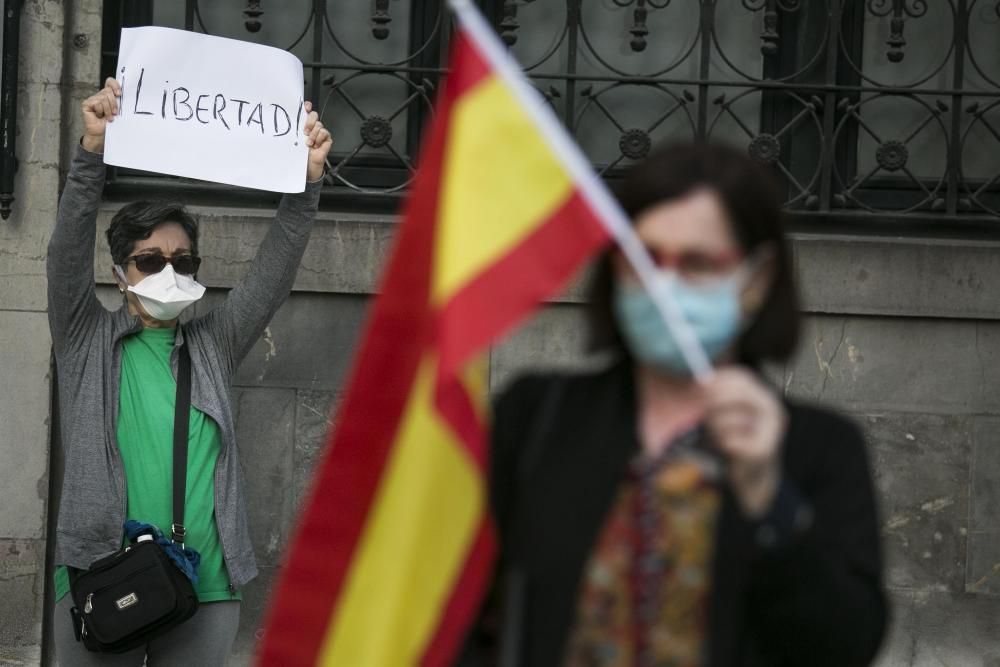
top-left (48, 144), bottom-right (321, 588)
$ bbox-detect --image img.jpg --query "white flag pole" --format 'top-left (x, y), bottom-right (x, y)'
top-left (448, 0), bottom-right (714, 382)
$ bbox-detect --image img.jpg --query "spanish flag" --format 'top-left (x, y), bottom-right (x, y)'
top-left (257, 2), bottom-right (621, 664)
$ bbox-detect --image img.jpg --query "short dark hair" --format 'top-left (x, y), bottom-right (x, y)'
top-left (106, 201), bottom-right (199, 266)
top-left (587, 142), bottom-right (801, 366)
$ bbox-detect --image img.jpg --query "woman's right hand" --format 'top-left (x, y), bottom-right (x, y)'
top-left (81, 77), bottom-right (121, 153)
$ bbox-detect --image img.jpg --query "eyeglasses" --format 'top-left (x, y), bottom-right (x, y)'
top-left (123, 253), bottom-right (202, 276)
top-left (646, 248), bottom-right (743, 281)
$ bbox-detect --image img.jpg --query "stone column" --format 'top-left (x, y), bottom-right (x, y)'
top-left (0, 0), bottom-right (66, 663)
top-left (0, 0), bottom-right (102, 662)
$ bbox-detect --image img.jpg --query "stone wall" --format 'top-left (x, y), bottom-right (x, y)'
top-left (1, 1), bottom-right (72, 664)
top-left (92, 213), bottom-right (1000, 666)
top-left (2, 1), bottom-right (1000, 664)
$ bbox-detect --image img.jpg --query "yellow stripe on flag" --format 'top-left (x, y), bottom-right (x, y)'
top-left (316, 356), bottom-right (487, 665)
top-left (460, 355), bottom-right (489, 423)
top-left (433, 75), bottom-right (574, 305)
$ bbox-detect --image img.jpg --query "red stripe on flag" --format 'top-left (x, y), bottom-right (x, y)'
top-left (437, 190), bottom-right (611, 378)
top-left (414, 196), bottom-right (615, 667)
top-left (256, 28), bottom-right (493, 666)
top-left (449, 30), bottom-right (493, 98)
top-left (432, 370), bottom-right (489, 471)
top-left (256, 159), bottom-right (437, 666)
top-left (420, 518), bottom-right (498, 667)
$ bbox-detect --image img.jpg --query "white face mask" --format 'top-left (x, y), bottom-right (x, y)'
top-left (115, 263), bottom-right (206, 321)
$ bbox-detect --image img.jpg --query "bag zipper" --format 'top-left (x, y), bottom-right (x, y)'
top-left (82, 543), bottom-right (136, 577)
top-left (81, 561), bottom-right (157, 614)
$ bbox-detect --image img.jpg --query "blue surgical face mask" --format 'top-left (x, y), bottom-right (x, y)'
top-left (612, 268), bottom-right (745, 376)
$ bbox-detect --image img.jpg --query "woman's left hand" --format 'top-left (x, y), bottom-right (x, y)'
top-left (302, 101), bottom-right (333, 183)
top-left (704, 366), bottom-right (787, 518)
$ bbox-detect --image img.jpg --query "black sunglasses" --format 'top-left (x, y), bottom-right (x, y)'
top-left (123, 253), bottom-right (202, 276)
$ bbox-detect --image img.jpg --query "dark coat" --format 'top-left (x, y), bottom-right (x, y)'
top-left (461, 361), bottom-right (887, 667)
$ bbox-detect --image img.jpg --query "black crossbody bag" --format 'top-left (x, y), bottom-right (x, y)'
top-left (68, 344), bottom-right (200, 653)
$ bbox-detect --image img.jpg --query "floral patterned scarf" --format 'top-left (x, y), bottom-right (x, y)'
top-left (564, 430), bottom-right (724, 667)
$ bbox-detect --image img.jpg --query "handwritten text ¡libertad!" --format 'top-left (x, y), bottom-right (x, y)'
top-left (119, 66), bottom-right (304, 144)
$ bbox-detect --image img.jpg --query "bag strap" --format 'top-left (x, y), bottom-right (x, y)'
top-left (171, 344), bottom-right (192, 546)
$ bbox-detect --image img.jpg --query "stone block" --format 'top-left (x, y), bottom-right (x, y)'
top-left (875, 590), bottom-right (1000, 666)
top-left (291, 217), bottom-right (395, 296)
top-left (230, 565), bottom-right (276, 666)
top-left (761, 361), bottom-right (785, 394)
top-left (59, 0), bottom-right (103, 158)
top-left (0, 312), bottom-right (51, 540)
top-left (294, 390), bottom-right (338, 506)
top-left (785, 316), bottom-right (1000, 414)
top-left (490, 303), bottom-right (595, 392)
top-left (0, 539), bottom-right (45, 662)
top-left (968, 530), bottom-right (1000, 599)
top-left (0, 235), bottom-right (48, 314)
top-left (862, 412), bottom-right (970, 594)
top-left (94, 208), bottom-right (397, 297)
top-left (794, 234), bottom-right (1000, 321)
top-left (229, 292), bottom-right (369, 391)
top-left (967, 417), bottom-right (1000, 596)
top-left (93, 208), bottom-right (597, 302)
top-left (0, 78), bottom-right (63, 312)
top-left (20, 1), bottom-right (65, 86)
top-left (233, 388), bottom-right (296, 568)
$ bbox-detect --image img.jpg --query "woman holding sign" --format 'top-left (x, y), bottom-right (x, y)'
top-left (466, 144), bottom-right (887, 666)
top-left (49, 77), bottom-right (331, 665)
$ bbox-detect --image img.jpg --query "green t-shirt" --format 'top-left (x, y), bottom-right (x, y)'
top-left (56, 327), bottom-right (239, 603)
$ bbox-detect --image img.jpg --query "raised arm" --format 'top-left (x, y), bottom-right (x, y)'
top-left (47, 78), bottom-right (121, 357)
top-left (199, 102), bottom-right (332, 373)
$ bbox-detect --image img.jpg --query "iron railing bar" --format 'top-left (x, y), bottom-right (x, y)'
top-left (901, 112), bottom-right (939, 146)
top-left (299, 62), bottom-right (1000, 98)
top-left (586, 95), bottom-right (628, 133)
top-left (848, 109), bottom-right (886, 146)
top-left (695, 0), bottom-right (712, 140)
top-left (720, 103), bottom-right (758, 140)
top-left (820, 0), bottom-right (844, 212)
top-left (645, 100), bottom-right (687, 135)
top-left (773, 105), bottom-right (812, 141)
top-left (1, 0), bottom-right (22, 219)
top-left (564, 1), bottom-right (580, 134)
top-left (101, 173), bottom-right (1000, 225)
top-left (311, 0), bottom-right (323, 111)
top-left (385, 143), bottom-right (417, 174)
top-left (901, 165), bottom-right (938, 200)
top-left (946, 0), bottom-right (969, 215)
top-left (95, 0), bottom-right (1000, 223)
top-left (847, 164), bottom-right (883, 195)
top-left (972, 173), bottom-right (1000, 198)
top-left (776, 160), bottom-right (810, 197)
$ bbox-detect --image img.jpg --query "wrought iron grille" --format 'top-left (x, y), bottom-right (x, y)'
top-left (1, 0), bottom-right (22, 220)
top-left (100, 1), bottom-right (1000, 229)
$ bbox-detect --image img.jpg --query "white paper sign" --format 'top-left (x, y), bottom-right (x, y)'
top-left (105, 27), bottom-right (308, 193)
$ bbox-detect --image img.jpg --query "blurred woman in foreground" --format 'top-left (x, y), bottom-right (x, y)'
top-left (465, 143), bottom-right (887, 667)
